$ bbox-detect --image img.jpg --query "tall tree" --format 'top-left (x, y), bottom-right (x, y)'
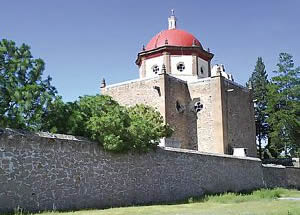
top-left (247, 57), bottom-right (269, 158)
top-left (266, 53), bottom-right (300, 157)
top-left (0, 39), bottom-right (57, 130)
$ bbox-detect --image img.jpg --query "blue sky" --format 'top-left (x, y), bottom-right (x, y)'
top-left (1, 0), bottom-right (299, 101)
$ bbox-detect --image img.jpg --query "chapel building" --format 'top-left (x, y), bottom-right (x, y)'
top-left (101, 11), bottom-right (257, 157)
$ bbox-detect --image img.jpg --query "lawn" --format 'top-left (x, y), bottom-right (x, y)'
top-left (14, 189), bottom-right (300, 215)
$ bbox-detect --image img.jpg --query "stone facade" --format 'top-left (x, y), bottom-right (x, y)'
top-left (0, 129), bottom-right (299, 213)
top-left (164, 76), bottom-right (196, 149)
top-left (102, 73), bottom-right (257, 157)
top-left (225, 80), bottom-right (257, 156)
top-left (188, 76), bottom-right (227, 154)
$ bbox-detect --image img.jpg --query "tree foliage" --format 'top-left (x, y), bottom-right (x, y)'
top-left (247, 57), bottom-right (269, 158)
top-left (127, 104), bottom-right (173, 152)
top-left (0, 39), bottom-right (57, 130)
top-left (42, 95), bottom-right (173, 152)
top-left (41, 96), bottom-right (82, 135)
top-left (0, 39), bottom-right (171, 153)
top-left (83, 95), bottom-right (132, 152)
top-left (266, 53), bottom-right (300, 157)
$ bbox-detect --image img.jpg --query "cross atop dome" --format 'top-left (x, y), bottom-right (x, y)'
top-left (168, 9), bottom-right (176, 30)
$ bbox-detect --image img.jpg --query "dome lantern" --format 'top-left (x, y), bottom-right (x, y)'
top-left (168, 9), bottom-right (177, 30)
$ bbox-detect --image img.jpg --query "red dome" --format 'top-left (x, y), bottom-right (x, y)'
top-left (145, 29), bottom-right (202, 51)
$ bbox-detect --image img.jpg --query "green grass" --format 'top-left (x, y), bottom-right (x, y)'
top-left (10, 188), bottom-right (300, 215)
top-left (200, 188), bottom-right (285, 203)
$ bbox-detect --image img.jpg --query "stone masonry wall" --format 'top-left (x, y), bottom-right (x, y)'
top-left (102, 75), bottom-right (197, 149)
top-left (101, 77), bottom-right (163, 112)
top-left (262, 165), bottom-right (300, 189)
top-left (286, 167), bottom-right (300, 189)
top-left (188, 77), bottom-right (257, 156)
top-left (101, 75), bottom-right (257, 156)
top-left (0, 129), bottom-right (266, 213)
top-left (164, 76), bottom-right (197, 149)
top-left (262, 165), bottom-right (288, 188)
top-left (188, 78), bottom-right (222, 153)
top-left (224, 80), bottom-right (257, 157)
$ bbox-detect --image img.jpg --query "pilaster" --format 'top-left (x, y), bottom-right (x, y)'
top-left (140, 57), bottom-right (146, 78)
top-left (211, 75), bottom-right (228, 154)
top-left (192, 54), bottom-right (198, 76)
top-left (163, 52), bottom-right (171, 74)
top-left (158, 72), bottom-right (168, 123)
top-left (208, 60), bottom-right (211, 77)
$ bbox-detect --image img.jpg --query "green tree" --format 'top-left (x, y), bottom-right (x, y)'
top-left (83, 95), bottom-right (132, 152)
top-left (247, 57), bottom-right (269, 158)
top-left (43, 95), bottom-right (132, 151)
top-left (43, 95), bottom-right (173, 153)
top-left (128, 104), bottom-right (173, 152)
top-left (41, 96), bottom-right (82, 135)
top-left (266, 53), bottom-right (300, 157)
top-left (0, 39), bottom-right (57, 130)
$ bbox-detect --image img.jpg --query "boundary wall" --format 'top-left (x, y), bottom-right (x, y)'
top-left (262, 165), bottom-right (300, 189)
top-left (0, 129), bottom-right (299, 213)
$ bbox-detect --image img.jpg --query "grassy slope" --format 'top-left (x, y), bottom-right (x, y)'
top-left (15, 189), bottom-right (300, 215)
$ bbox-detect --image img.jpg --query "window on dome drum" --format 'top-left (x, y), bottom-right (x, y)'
top-left (152, 65), bottom-right (159, 74)
top-left (177, 62), bottom-right (185, 72)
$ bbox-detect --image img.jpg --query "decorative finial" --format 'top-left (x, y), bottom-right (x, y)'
top-left (207, 48), bottom-right (210, 53)
top-left (168, 9), bottom-right (177, 30)
top-left (162, 64), bottom-right (166, 74)
top-left (192, 39), bottom-right (197, 46)
top-left (142, 45), bottom-right (145, 51)
top-left (248, 81), bottom-right (253, 89)
top-left (165, 39), bottom-right (168, 45)
top-left (100, 78), bottom-right (106, 88)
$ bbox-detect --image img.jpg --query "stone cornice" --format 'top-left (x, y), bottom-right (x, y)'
top-left (136, 45), bottom-right (214, 65)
